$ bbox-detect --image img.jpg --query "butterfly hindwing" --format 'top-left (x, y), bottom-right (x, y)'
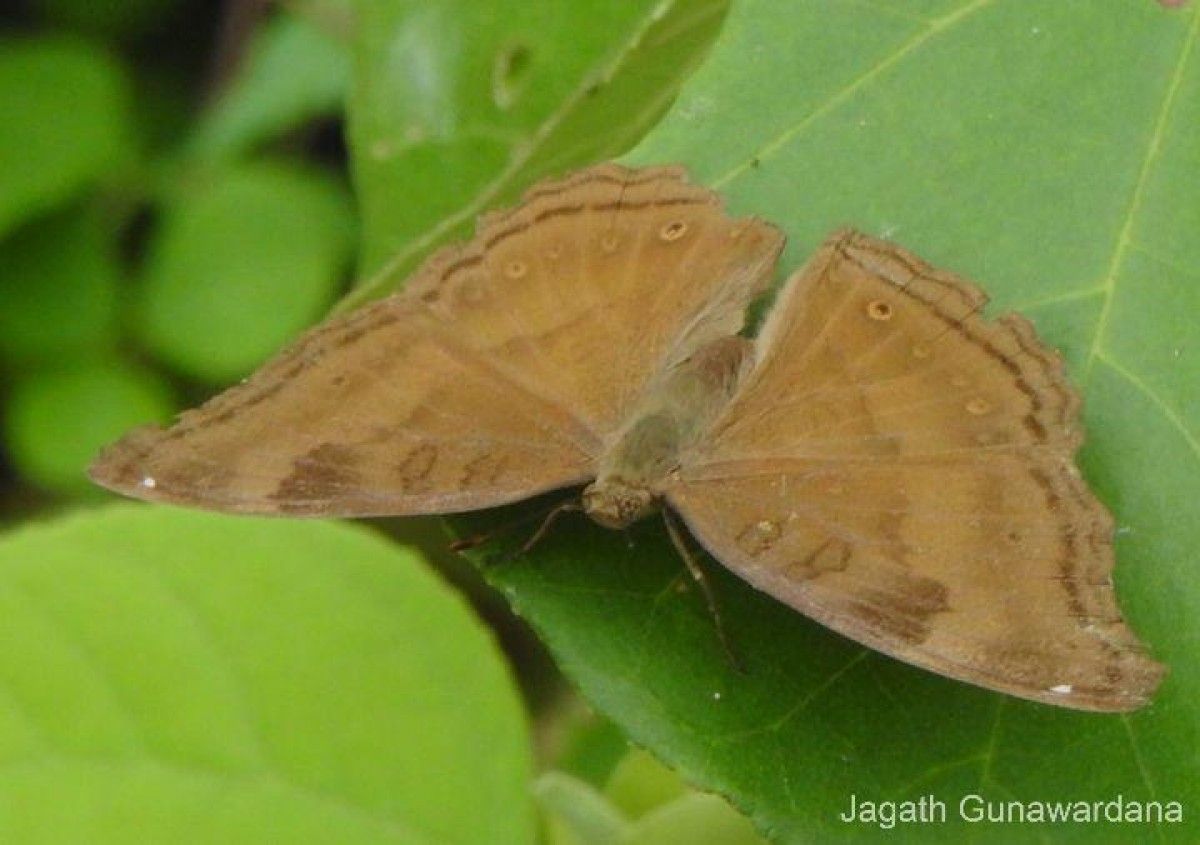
top-left (669, 231), bottom-right (1163, 711)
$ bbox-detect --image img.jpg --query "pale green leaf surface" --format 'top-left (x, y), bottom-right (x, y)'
top-left (624, 793), bottom-right (766, 845)
top-left (605, 749), bottom-right (766, 844)
top-left (0, 507), bottom-right (531, 844)
top-left (444, 1), bottom-right (1199, 842)
top-left (604, 748), bottom-right (689, 821)
top-left (535, 772), bottom-right (628, 845)
top-left (344, 0), bottom-right (727, 308)
top-left (137, 161), bottom-right (355, 382)
top-left (0, 37), bottom-right (131, 238)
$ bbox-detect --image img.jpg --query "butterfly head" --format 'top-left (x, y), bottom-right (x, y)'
top-left (582, 478), bottom-right (658, 530)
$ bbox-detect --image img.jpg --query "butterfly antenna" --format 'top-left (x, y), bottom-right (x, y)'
top-left (662, 509), bottom-right (746, 674)
top-left (449, 495), bottom-right (581, 556)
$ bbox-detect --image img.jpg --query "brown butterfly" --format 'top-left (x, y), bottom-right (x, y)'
top-left (90, 163), bottom-right (1163, 712)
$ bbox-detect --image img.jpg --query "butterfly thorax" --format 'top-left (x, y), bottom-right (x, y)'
top-left (583, 336), bottom-right (752, 530)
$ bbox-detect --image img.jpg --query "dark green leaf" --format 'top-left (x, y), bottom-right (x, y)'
top-left (28, 0), bottom-right (176, 38)
top-left (0, 205), bottom-right (121, 365)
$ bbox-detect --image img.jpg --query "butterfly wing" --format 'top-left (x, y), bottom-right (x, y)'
top-left (91, 164), bottom-right (783, 516)
top-left (668, 230), bottom-right (1163, 711)
top-left (403, 163), bottom-right (784, 435)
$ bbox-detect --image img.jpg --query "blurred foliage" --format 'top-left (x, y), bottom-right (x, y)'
top-left (0, 1), bottom-right (358, 504)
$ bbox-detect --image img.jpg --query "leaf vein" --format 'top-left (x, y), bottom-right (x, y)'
top-left (1083, 6), bottom-right (1200, 382)
top-left (712, 0), bottom-right (996, 188)
top-left (1096, 351), bottom-right (1200, 463)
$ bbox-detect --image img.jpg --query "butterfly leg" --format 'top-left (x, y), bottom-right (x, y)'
top-left (662, 508), bottom-right (745, 674)
top-left (450, 496), bottom-right (582, 558)
top-left (514, 499), bottom-right (584, 558)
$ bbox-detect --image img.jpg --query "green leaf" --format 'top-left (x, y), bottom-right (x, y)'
top-left (623, 793), bottom-right (766, 845)
top-left (345, 0), bottom-right (728, 307)
top-left (0, 507), bottom-right (532, 844)
top-left (0, 205), bottom-right (121, 365)
top-left (607, 752), bottom-right (765, 845)
top-left (554, 710), bottom-right (629, 788)
top-left (0, 36), bottom-right (131, 238)
top-left (535, 751), bottom-right (769, 845)
top-left (137, 161), bottom-right (355, 382)
top-left (4, 362), bottom-right (173, 496)
top-left (535, 772), bottom-right (628, 845)
top-left (189, 12), bottom-right (351, 161)
top-left (604, 748), bottom-right (689, 821)
top-left (444, 2), bottom-right (1199, 842)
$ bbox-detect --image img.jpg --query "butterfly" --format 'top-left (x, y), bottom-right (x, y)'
top-left (90, 162), bottom-right (1163, 711)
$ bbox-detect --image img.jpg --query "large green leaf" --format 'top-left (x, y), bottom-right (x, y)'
top-left (345, 0), bottom-right (728, 307)
top-left (438, 1), bottom-right (1198, 842)
top-left (0, 507), bottom-right (531, 844)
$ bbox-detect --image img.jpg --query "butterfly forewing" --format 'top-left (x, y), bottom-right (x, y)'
top-left (90, 299), bottom-right (598, 515)
top-left (404, 164), bottom-right (784, 435)
top-left (669, 230), bottom-right (1163, 711)
top-left (90, 163), bottom-right (783, 517)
